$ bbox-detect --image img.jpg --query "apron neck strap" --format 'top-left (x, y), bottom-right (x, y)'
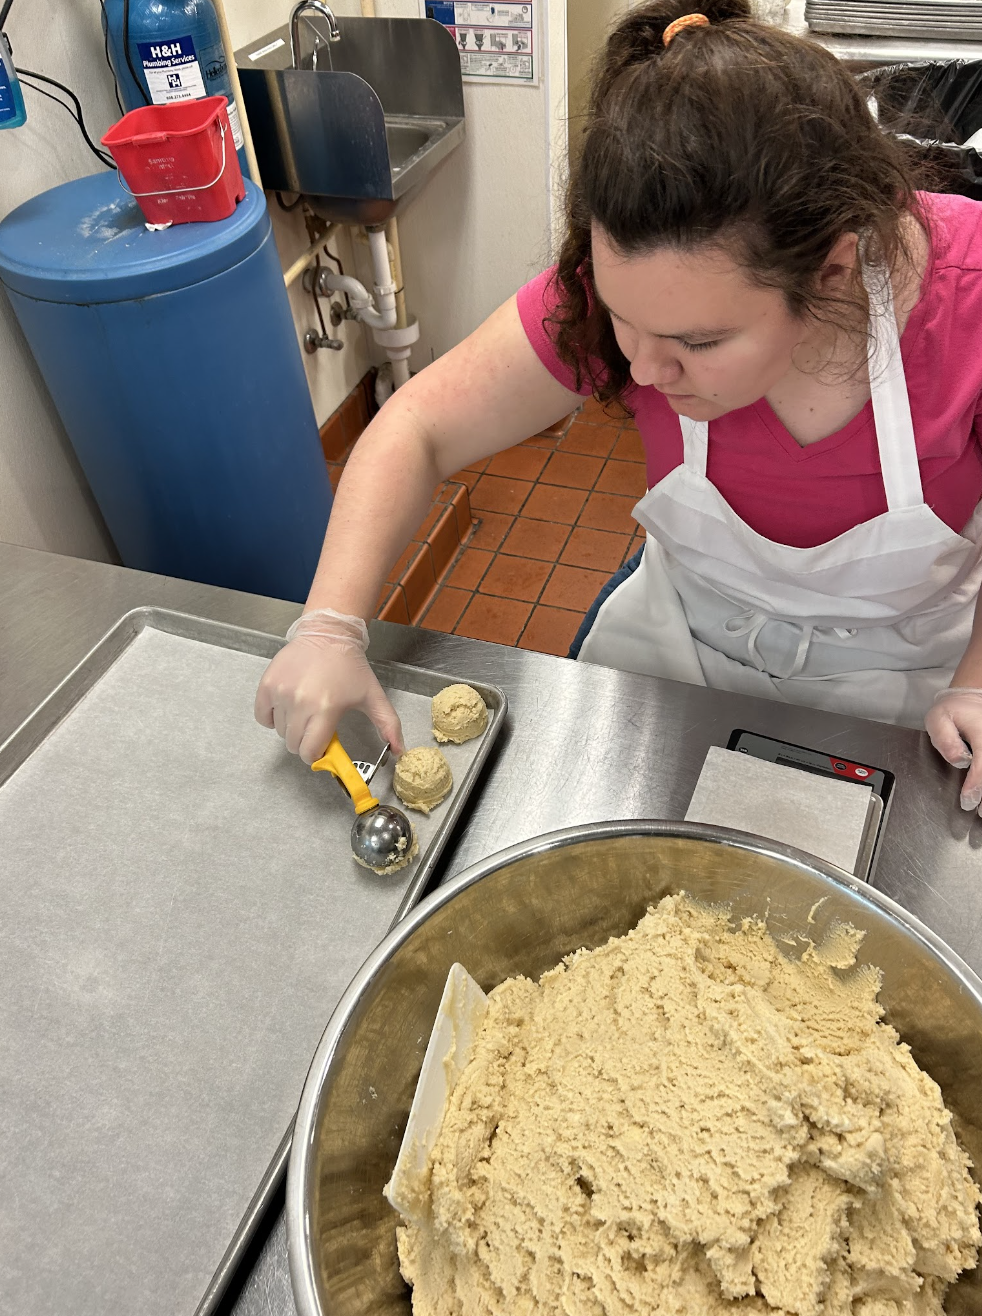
top-left (680, 415), bottom-right (708, 475)
top-left (678, 264), bottom-right (924, 512)
top-left (863, 263), bottom-right (923, 511)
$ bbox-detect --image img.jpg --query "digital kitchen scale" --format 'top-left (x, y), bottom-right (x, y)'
top-left (726, 729), bottom-right (895, 881)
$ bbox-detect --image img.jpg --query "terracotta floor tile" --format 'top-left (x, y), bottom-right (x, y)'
top-left (578, 490), bottom-right (639, 535)
top-left (485, 445), bottom-right (550, 482)
top-left (378, 585), bottom-right (410, 625)
top-left (429, 506), bottom-right (462, 576)
top-left (560, 422), bottom-right (620, 459)
top-left (500, 516), bottom-right (571, 562)
top-left (522, 434), bottom-right (560, 450)
top-left (320, 412), bottom-right (347, 463)
top-left (421, 586), bottom-right (471, 633)
top-left (610, 429), bottom-right (645, 463)
top-left (518, 605), bottom-right (584, 657)
top-left (522, 484), bottom-right (588, 524)
top-left (455, 594), bottom-right (533, 645)
top-left (416, 504), bottom-right (442, 539)
top-left (449, 483), bottom-right (473, 540)
top-left (467, 512), bottom-right (514, 551)
top-left (595, 459), bottom-right (648, 497)
top-left (402, 544), bottom-right (437, 621)
top-left (450, 467), bottom-right (483, 492)
top-left (470, 473), bottom-right (533, 515)
top-left (479, 554), bottom-right (552, 603)
top-left (386, 542), bottom-right (421, 586)
top-left (540, 451), bottom-right (604, 490)
top-left (540, 563), bottom-right (609, 612)
top-left (577, 395), bottom-right (629, 426)
top-left (447, 547), bottom-right (494, 591)
top-left (561, 526), bottom-right (633, 573)
top-left (575, 395), bottom-right (606, 425)
top-left (625, 534), bottom-right (646, 565)
top-left (538, 411), bottom-right (577, 438)
top-left (340, 388), bottom-right (370, 448)
top-left (463, 458), bottom-right (489, 473)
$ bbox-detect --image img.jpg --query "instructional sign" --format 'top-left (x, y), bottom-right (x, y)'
top-left (422, 2), bottom-right (537, 84)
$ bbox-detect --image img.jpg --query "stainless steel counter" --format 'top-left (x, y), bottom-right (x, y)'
top-left (3, 540), bottom-right (980, 1315)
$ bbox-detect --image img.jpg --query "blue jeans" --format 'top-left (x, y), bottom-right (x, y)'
top-left (568, 546), bottom-right (645, 659)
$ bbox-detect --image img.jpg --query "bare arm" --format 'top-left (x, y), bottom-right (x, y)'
top-left (306, 294), bottom-right (581, 619)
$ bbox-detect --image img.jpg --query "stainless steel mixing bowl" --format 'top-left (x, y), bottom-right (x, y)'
top-left (286, 822), bottom-right (982, 1316)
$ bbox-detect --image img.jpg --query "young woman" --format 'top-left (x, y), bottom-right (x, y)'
top-left (256, 0), bottom-right (982, 812)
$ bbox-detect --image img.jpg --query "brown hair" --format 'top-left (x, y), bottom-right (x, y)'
top-left (550, 0), bottom-right (926, 407)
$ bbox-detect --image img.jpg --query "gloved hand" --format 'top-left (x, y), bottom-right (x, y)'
top-left (254, 608), bottom-right (404, 765)
top-left (925, 687), bottom-right (982, 813)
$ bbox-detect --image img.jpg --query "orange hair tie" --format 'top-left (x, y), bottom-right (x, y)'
top-left (663, 12), bottom-right (711, 45)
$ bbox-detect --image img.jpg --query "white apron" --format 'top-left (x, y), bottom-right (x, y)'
top-left (577, 269), bottom-right (982, 728)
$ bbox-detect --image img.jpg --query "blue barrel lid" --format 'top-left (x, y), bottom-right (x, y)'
top-left (0, 173), bottom-right (269, 304)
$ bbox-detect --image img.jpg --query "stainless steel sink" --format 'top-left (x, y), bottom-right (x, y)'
top-left (235, 16), bottom-right (465, 225)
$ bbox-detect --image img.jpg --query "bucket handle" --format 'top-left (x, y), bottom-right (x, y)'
top-left (114, 120), bottom-right (229, 199)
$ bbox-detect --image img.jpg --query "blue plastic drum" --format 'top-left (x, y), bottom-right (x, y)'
top-left (0, 174), bottom-right (331, 603)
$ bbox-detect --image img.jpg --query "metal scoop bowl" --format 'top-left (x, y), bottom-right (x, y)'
top-left (310, 735), bottom-right (416, 872)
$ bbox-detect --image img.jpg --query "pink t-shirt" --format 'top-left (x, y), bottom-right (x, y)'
top-left (517, 192), bottom-right (982, 549)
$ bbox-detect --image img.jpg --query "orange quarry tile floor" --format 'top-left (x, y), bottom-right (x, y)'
top-left (380, 398), bottom-right (647, 657)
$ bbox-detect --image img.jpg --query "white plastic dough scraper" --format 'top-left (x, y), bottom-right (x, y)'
top-left (384, 963), bottom-right (488, 1222)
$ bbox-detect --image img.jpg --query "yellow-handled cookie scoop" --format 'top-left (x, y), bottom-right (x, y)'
top-left (311, 735), bottom-right (418, 873)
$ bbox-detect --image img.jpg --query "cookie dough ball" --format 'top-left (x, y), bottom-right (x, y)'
top-left (394, 747), bottom-right (453, 815)
top-left (432, 684), bottom-right (488, 745)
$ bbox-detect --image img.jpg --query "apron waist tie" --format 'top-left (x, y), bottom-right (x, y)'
top-left (722, 609), bottom-right (858, 679)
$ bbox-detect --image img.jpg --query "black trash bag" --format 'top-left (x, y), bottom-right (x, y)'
top-left (858, 61), bottom-right (982, 199)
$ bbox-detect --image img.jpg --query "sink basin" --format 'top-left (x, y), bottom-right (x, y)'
top-left (385, 120), bottom-right (436, 172)
top-left (235, 17), bottom-right (465, 225)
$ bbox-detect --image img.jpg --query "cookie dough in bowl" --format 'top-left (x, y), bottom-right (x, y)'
top-left (431, 684), bottom-right (488, 745)
top-left (394, 748), bottom-right (453, 815)
top-left (396, 895), bottom-right (982, 1316)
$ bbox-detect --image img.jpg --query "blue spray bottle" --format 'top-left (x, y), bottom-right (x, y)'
top-left (0, 31), bottom-right (27, 128)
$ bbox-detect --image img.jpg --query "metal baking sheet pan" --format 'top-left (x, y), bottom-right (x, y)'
top-left (0, 607), bottom-right (505, 1316)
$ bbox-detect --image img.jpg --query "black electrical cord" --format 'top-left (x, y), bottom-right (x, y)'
top-left (0, 0), bottom-right (15, 32)
top-left (321, 243), bottom-right (344, 276)
top-left (101, 0), bottom-right (124, 115)
top-left (122, 0), bottom-right (150, 106)
top-left (16, 68), bottom-right (115, 167)
top-left (312, 254), bottom-right (330, 339)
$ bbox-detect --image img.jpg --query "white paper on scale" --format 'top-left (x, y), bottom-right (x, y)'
top-left (420, 1), bottom-right (537, 85)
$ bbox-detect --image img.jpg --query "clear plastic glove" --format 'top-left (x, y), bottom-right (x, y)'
top-left (925, 687), bottom-right (982, 813)
top-left (254, 608), bottom-right (404, 766)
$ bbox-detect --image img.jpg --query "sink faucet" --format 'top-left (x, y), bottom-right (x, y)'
top-left (290, 1), bottom-right (341, 69)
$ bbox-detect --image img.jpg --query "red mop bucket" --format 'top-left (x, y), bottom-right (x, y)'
top-left (101, 96), bottom-right (245, 226)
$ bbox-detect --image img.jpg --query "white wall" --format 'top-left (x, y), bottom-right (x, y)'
top-left (566, 0), bottom-right (631, 154)
top-left (0, 0), bottom-right (568, 560)
top-left (0, 4), bottom-right (118, 560)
